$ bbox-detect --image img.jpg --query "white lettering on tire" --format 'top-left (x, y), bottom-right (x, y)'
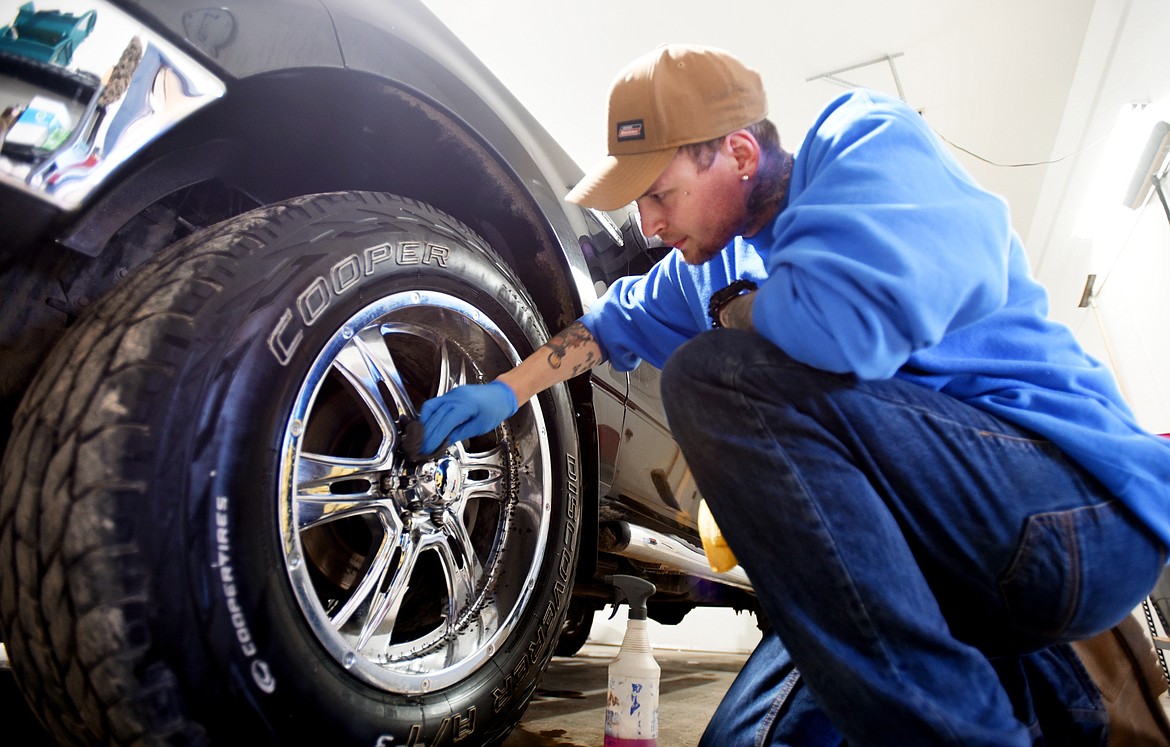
top-left (267, 241), bottom-right (451, 366)
top-left (214, 494), bottom-right (276, 694)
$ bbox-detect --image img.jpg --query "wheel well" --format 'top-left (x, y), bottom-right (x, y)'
top-left (43, 66), bottom-right (603, 574)
top-left (64, 66), bottom-right (584, 331)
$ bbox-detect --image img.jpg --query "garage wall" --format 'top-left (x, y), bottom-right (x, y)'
top-left (1026, 0), bottom-right (1170, 434)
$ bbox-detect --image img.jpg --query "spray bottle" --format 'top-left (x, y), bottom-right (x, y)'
top-left (604, 574), bottom-right (659, 747)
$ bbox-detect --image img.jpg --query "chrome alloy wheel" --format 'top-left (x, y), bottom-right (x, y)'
top-left (278, 290), bottom-right (552, 693)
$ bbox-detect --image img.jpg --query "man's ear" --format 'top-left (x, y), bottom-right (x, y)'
top-left (726, 130), bottom-right (761, 177)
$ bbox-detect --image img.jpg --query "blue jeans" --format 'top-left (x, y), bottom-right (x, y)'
top-left (660, 331), bottom-right (1166, 746)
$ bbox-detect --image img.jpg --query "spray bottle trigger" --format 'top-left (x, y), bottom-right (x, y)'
top-left (606, 585), bottom-right (627, 620)
top-left (605, 574), bottom-right (655, 621)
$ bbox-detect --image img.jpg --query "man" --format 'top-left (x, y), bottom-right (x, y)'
top-left (416, 44), bottom-right (1170, 745)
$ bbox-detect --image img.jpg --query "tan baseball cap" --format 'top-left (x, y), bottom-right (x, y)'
top-left (566, 44), bottom-right (767, 211)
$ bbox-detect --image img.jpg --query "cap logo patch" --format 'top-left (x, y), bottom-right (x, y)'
top-left (616, 120), bottom-right (645, 141)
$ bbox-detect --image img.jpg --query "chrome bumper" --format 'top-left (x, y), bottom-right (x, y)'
top-left (601, 520), bottom-right (755, 592)
top-left (0, 0), bottom-right (224, 211)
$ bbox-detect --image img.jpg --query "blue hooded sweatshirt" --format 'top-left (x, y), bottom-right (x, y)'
top-left (580, 89), bottom-right (1170, 548)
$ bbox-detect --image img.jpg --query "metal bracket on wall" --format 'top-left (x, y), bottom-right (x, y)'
top-left (806, 52), bottom-right (907, 102)
top-left (1153, 172), bottom-right (1170, 225)
top-left (1078, 274), bottom-right (1097, 308)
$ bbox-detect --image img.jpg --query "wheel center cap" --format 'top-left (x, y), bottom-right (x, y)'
top-left (413, 456), bottom-right (460, 506)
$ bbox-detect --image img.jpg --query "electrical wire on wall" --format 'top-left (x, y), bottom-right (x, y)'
top-left (930, 127), bottom-right (1115, 169)
top-left (807, 52), bottom-right (1119, 170)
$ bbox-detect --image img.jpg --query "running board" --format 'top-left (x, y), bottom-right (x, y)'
top-left (600, 521), bottom-right (754, 592)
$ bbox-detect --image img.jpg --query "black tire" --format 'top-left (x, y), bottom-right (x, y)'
top-left (553, 597), bottom-right (597, 657)
top-left (0, 192), bottom-right (583, 746)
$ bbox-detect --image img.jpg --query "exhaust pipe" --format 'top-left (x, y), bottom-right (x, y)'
top-left (600, 521), bottom-right (753, 592)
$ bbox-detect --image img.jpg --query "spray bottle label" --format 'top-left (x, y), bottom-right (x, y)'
top-left (604, 676), bottom-right (658, 746)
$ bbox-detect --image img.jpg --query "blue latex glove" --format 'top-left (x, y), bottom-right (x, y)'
top-left (416, 381), bottom-right (519, 456)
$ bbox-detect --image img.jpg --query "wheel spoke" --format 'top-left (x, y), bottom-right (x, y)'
top-left (294, 451), bottom-right (389, 532)
top-left (378, 320), bottom-right (467, 400)
top-left (380, 320), bottom-right (446, 350)
top-left (295, 495), bottom-right (388, 534)
top-left (437, 518), bottom-right (482, 628)
top-left (435, 338), bottom-right (470, 397)
top-left (331, 327), bottom-right (414, 448)
top-left (297, 450), bottom-right (379, 490)
top-left (327, 526), bottom-right (393, 632)
top-left (457, 442), bottom-right (509, 503)
top-left (344, 527), bottom-right (424, 650)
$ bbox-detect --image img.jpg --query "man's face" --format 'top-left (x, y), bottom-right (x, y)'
top-left (635, 139), bottom-right (752, 266)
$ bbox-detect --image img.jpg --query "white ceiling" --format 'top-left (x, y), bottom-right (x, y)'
top-left (422, 0), bottom-right (1097, 245)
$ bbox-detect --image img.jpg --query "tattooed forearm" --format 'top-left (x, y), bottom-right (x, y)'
top-left (545, 321), bottom-right (600, 376)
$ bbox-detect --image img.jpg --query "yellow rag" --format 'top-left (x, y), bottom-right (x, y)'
top-left (698, 499), bottom-right (738, 573)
